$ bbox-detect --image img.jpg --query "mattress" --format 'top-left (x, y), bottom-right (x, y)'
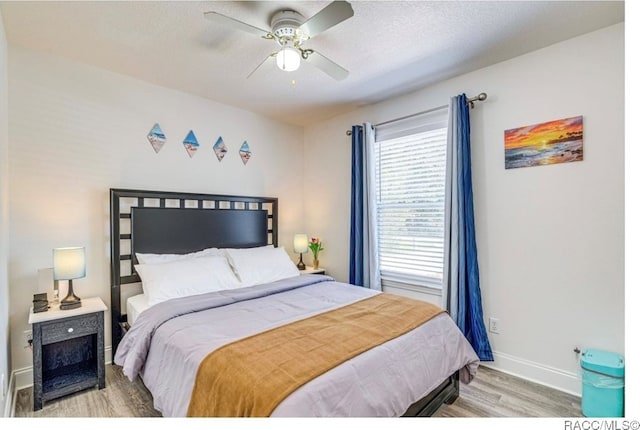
top-left (126, 294), bottom-right (150, 326)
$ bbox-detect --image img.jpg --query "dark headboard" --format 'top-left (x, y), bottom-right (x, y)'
top-left (109, 188), bottom-right (278, 355)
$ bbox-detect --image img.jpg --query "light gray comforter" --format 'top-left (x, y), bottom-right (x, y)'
top-left (114, 275), bottom-right (480, 417)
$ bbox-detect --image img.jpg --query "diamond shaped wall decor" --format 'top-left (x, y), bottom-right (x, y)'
top-left (239, 141), bottom-right (252, 165)
top-left (147, 123), bottom-right (166, 153)
top-left (183, 130), bottom-right (200, 158)
top-left (213, 137), bottom-right (227, 161)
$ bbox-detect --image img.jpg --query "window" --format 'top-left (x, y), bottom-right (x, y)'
top-left (374, 108), bottom-right (448, 290)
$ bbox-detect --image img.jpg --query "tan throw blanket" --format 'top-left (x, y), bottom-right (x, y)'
top-left (187, 292), bottom-right (445, 417)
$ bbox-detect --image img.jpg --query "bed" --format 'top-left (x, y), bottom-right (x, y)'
top-left (109, 188), bottom-right (479, 417)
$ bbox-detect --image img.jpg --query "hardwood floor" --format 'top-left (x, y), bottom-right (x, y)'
top-left (14, 364), bottom-right (162, 418)
top-left (434, 366), bottom-right (582, 417)
top-left (13, 364), bottom-right (581, 418)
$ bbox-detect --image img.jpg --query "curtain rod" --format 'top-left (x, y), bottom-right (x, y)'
top-left (345, 92), bottom-right (487, 136)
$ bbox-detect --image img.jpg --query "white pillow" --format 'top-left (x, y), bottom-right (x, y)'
top-left (223, 244), bottom-right (273, 278)
top-left (135, 255), bottom-right (241, 307)
top-left (136, 247), bottom-right (223, 264)
top-left (225, 246), bottom-right (300, 288)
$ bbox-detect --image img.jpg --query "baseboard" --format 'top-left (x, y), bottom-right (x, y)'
top-left (483, 350), bottom-right (581, 397)
top-left (13, 365), bottom-right (32, 392)
top-left (3, 370), bottom-right (15, 417)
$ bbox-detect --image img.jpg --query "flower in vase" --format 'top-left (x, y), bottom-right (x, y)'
top-left (308, 237), bottom-right (324, 261)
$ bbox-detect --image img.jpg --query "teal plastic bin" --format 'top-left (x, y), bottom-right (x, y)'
top-left (581, 349), bottom-right (624, 417)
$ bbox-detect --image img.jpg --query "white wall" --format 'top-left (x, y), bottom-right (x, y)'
top-left (8, 47), bottom-right (305, 373)
top-left (0, 7), bottom-right (11, 417)
top-left (304, 23), bottom-right (624, 395)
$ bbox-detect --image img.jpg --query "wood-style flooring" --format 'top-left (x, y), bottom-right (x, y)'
top-left (435, 366), bottom-right (582, 417)
top-left (13, 364), bottom-right (582, 418)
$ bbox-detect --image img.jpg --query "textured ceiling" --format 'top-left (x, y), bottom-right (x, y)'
top-left (0, 1), bottom-right (625, 126)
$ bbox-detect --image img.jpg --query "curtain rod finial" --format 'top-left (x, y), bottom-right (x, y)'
top-left (468, 92), bottom-right (487, 108)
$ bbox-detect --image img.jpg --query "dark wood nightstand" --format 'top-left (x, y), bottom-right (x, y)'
top-left (299, 267), bottom-right (326, 275)
top-left (28, 297), bottom-right (107, 410)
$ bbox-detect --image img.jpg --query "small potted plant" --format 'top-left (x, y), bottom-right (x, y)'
top-left (308, 237), bottom-right (324, 270)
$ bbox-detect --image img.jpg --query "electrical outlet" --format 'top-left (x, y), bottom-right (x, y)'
top-left (24, 330), bottom-right (33, 347)
top-left (489, 317), bottom-right (500, 334)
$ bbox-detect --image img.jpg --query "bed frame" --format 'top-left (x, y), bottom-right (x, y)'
top-left (109, 188), bottom-right (458, 417)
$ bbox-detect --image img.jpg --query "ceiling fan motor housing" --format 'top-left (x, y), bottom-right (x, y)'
top-left (271, 10), bottom-right (306, 40)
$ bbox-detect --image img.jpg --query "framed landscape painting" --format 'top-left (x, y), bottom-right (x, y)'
top-left (504, 116), bottom-right (583, 169)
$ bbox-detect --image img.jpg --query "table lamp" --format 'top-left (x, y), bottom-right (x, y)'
top-left (53, 247), bottom-right (85, 310)
top-left (293, 234), bottom-right (308, 270)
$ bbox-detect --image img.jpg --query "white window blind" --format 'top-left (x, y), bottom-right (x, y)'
top-left (374, 108), bottom-right (448, 289)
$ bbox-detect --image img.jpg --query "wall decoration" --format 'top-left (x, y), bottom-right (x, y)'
top-left (504, 116), bottom-right (583, 169)
top-left (147, 123), bottom-right (166, 153)
top-left (183, 130), bottom-right (200, 158)
top-left (213, 137), bottom-right (227, 161)
top-left (239, 141), bottom-right (252, 165)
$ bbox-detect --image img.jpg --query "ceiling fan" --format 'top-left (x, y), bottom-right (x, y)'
top-left (204, 1), bottom-right (354, 81)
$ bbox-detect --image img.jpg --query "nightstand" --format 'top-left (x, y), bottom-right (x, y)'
top-left (299, 267), bottom-right (326, 275)
top-left (28, 296), bottom-right (107, 410)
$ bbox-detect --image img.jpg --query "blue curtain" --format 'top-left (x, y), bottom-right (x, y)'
top-left (350, 125), bottom-right (365, 286)
top-left (443, 94), bottom-right (494, 361)
top-left (349, 124), bottom-right (381, 289)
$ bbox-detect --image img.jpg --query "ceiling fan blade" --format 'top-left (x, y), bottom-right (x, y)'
top-left (204, 11), bottom-right (270, 37)
top-left (305, 50), bottom-right (349, 81)
top-left (246, 53), bottom-right (277, 79)
top-left (298, 1), bottom-right (354, 39)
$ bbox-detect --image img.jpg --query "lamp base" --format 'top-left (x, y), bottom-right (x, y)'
top-left (59, 280), bottom-right (82, 310)
top-left (296, 253), bottom-right (306, 270)
top-left (60, 298), bottom-right (81, 310)
top-left (60, 295), bottom-right (81, 310)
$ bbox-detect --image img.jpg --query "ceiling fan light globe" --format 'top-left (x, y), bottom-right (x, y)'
top-left (276, 47), bottom-right (301, 72)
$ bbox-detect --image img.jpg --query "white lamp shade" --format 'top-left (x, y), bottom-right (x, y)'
top-left (276, 47), bottom-right (301, 72)
top-left (53, 247), bottom-right (86, 280)
top-left (293, 234), bottom-right (309, 254)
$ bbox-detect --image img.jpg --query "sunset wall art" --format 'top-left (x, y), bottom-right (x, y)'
top-left (504, 116), bottom-right (583, 169)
